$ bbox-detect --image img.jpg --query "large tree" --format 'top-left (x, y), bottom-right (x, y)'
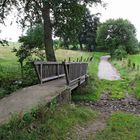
top-left (78, 10), bottom-right (100, 51)
top-left (96, 18), bottom-right (139, 55)
top-left (0, 0), bottom-right (102, 61)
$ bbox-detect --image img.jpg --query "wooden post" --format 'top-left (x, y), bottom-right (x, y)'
top-left (80, 56), bottom-right (83, 62)
top-left (89, 56), bottom-right (93, 62)
top-left (57, 63), bottom-right (59, 77)
top-left (40, 63), bottom-right (43, 84)
top-left (77, 58), bottom-right (79, 62)
top-left (86, 57), bottom-right (89, 62)
top-left (63, 62), bottom-right (70, 85)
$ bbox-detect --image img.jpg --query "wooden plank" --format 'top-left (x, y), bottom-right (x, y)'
top-left (42, 74), bottom-right (65, 82)
top-left (34, 61), bottom-right (62, 65)
top-left (63, 62), bottom-right (70, 85)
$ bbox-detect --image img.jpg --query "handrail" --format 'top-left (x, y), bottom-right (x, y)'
top-left (34, 62), bottom-right (65, 84)
top-left (33, 57), bottom-right (91, 85)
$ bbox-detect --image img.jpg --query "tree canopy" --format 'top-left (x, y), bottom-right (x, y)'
top-left (78, 10), bottom-right (100, 51)
top-left (96, 18), bottom-right (139, 56)
top-left (0, 0), bottom-right (102, 61)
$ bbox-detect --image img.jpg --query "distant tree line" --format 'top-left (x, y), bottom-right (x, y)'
top-left (96, 18), bottom-right (140, 59)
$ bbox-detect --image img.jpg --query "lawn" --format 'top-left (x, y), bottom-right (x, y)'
top-left (96, 112), bottom-right (140, 140)
top-left (0, 43), bottom-right (20, 66)
top-left (56, 49), bottom-right (93, 61)
top-left (128, 54), bottom-right (140, 65)
top-left (112, 54), bottom-right (140, 100)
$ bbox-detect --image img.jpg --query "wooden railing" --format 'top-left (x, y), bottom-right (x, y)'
top-left (63, 62), bottom-right (88, 86)
top-left (34, 56), bottom-right (92, 86)
top-left (34, 61), bottom-right (65, 84)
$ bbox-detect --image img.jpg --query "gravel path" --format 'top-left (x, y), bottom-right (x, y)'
top-left (98, 56), bottom-right (121, 80)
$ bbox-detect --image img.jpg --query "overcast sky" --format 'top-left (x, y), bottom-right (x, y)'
top-left (0, 0), bottom-right (140, 41)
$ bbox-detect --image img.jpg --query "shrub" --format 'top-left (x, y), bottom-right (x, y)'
top-left (113, 46), bottom-right (127, 60)
top-left (22, 61), bottom-right (38, 87)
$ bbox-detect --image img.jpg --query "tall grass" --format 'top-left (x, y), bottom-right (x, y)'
top-left (0, 104), bottom-right (97, 140)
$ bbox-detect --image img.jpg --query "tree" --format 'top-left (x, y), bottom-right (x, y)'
top-left (78, 10), bottom-right (100, 51)
top-left (96, 18), bottom-right (139, 55)
top-left (0, 0), bottom-right (102, 61)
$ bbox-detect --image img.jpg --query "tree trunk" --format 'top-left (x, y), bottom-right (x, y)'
top-left (42, 2), bottom-right (56, 61)
top-left (79, 42), bottom-right (83, 50)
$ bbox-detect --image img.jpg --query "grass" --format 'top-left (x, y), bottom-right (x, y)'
top-left (72, 52), bottom-right (131, 101)
top-left (128, 54), bottom-right (140, 65)
top-left (0, 45), bottom-right (98, 139)
top-left (96, 112), bottom-right (140, 140)
top-left (1, 44), bottom-right (140, 140)
top-left (56, 49), bottom-right (93, 61)
top-left (0, 43), bottom-right (19, 66)
top-left (72, 52), bottom-right (107, 102)
top-left (0, 104), bottom-right (97, 140)
top-left (112, 54), bottom-right (140, 100)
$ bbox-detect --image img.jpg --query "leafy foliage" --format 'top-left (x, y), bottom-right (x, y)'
top-left (113, 45), bottom-right (127, 60)
top-left (96, 18), bottom-right (139, 56)
top-left (0, 0), bottom-right (103, 60)
top-left (78, 11), bottom-right (100, 51)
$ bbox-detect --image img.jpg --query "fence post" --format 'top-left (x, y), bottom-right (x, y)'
top-left (57, 63), bottom-right (59, 77)
top-left (86, 57), bottom-right (89, 62)
top-left (63, 61), bottom-right (70, 85)
top-left (80, 56), bottom-right (83, 62)
top-left (77, 58), bottom-right (79, 62)
top-left (40, 63), bottom-right (43, 84)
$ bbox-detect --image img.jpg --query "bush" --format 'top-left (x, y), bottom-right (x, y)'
top-left (0, 61), bottom-right (38, 98)
top-left (22, 61), bottom-right (38, 87)
top-left (113, 46), bottom-right (127, 60)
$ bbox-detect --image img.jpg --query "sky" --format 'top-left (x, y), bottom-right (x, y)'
top-left (0, 0), bottom-right (140, 42)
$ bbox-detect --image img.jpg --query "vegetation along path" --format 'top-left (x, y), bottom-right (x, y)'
top-left (98, 56), bottom-right (121, 80)
top-left (71, 55), bottom-right (140, 139)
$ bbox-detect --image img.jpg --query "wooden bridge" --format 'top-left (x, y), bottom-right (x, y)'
top-left (0, 58), bottom-right (92, 124)
top-left (34, 59), bottom-right (91, 90)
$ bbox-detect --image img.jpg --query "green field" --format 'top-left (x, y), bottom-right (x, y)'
top-left (1, 44), bottom-right (140, 139)
top-left (0, 43), bottom-right (20, 66)
top-left (0, 45), bottom-right (93, 65)
top-left (128, 54), bottom-right (140, 65)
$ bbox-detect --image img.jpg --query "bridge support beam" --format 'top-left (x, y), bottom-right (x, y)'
top-left (56, 87), bottom-right (72, 104)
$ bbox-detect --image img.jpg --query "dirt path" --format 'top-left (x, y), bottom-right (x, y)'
top-left (71, 111), bottom-right (109, 140)
top-left (98, 56), bottom-right (121, 80)
top-left (74, 93), bottom-right (140, 140)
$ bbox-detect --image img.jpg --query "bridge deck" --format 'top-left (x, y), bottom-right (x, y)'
top-left (0, 78), bottom-right (67, 124)
top-left (0, 77), bottom-right (86, 124)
